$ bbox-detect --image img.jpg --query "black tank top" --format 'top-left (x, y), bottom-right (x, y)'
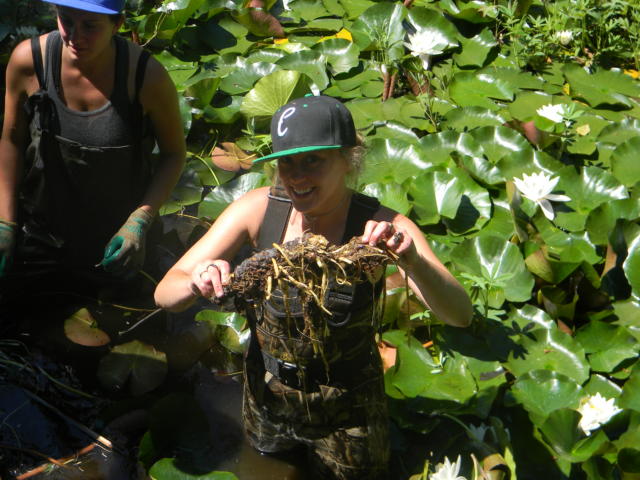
top-left (20, 31), bottom-right (154, 267)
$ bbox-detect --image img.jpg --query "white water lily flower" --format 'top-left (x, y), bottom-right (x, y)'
top-left (513, 171), bottom-right (571, 220)
top-left (577, 393), bottom-right (622, 436)
top-left (556, 30), bottom-right (573, 46)
top-left (405, 30), bottom-right (450, 70)
top-left (431, 455), bottom-right (467, 480)
top-left (536, 103), bottom-right (566, 123)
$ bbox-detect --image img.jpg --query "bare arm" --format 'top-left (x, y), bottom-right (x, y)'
top-left (0, 39), bottom-right (38, 223)
top-left (154, 187), bottom-right (269, 312)
top-left (362, 208), bottom-right (473, 328)
top-left (137, 55), bottom-right (186, 215)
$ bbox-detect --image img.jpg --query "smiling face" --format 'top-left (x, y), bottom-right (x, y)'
top-left (56, 7), bottom-right (121, 63)
top-left (277, 150), bottom-right (351, 216)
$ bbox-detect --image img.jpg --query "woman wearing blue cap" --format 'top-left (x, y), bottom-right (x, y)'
top-left (155, 95), bottom-right (472, 479)
top-left (0, 0), bottom-right (185, 306)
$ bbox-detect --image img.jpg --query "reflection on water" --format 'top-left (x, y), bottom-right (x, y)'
top-left (193, 366), bottom-right (309, 480)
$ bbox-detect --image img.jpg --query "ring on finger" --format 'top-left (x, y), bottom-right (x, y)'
top-left (392, 231), bottom-right (403, 243)
top-left (200, 263), bottom-right (218, 279)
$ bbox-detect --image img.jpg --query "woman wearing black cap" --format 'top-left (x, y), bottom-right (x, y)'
top-left (0, 0), bottom-right (185, 301)
top-left (155, 95), bottom-right (472, 479)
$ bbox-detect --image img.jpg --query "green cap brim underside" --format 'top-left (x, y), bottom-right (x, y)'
top-left (253, 144), bottom-right (342, 163)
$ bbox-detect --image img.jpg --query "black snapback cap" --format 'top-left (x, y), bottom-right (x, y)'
top-left (253, 95), bottom-right (356, 163)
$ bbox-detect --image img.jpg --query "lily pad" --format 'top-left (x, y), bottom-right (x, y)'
top-left (511, 370), bottom-right (582, 421)
top-left (506, 328), bottom-right (590, 384)
top-left (97, 340), bottom-right (168, 396)
top-left (63, 308), bottom-right (110, 347)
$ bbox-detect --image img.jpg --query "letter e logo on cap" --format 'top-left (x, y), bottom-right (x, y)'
top-left (277, 107), bottom-right (296, 137)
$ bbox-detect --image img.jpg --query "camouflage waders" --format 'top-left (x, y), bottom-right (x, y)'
top-left (242, 189), bottom-right (389, 479)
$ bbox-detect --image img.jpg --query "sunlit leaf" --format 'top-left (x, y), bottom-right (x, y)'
top-left (450, 235), bottom-right (534, 303)
top-left (575, 321), bottom-right (640, 373)
top-left (350, 3), bottom-right (406, 61)
top-left (150, 459), bottom-right (239, 479)
top-left (611, 136), bottom-right (640, 188)
top-left (449, 71), bottom-right (516, 109)
top-left (511, 370), bottom-right (582, 420)
top-left (442, 106), bottom-right (507, 131)
top-left (361, 138), bottom-right (436, 184)
top-left (198, 172), bottom-right (269, 219)
top-left (362, 183), bottom-right (411, 215)
top-left (563, 64), bottom-right (640, 109)
top-left (276, 50), bottom-right (330, 90)
top-left (453, 28), bottom-right (496, 68)
top-left (312, 38), bottom-right (360, 75)
top-left (506, 328), bottom-right (590, 383)
top-left (63, 308), bottom-right (110, 347)
top-left (240, 70), bottom-right (309, 120)
top-left (219, 62), bottom-right (278, 94)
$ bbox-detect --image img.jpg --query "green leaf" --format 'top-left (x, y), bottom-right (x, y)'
top-left (575, 321), bottom-right (639, 373)
top-left (418, 130), bottom-right (483, 166)
top-left (350, 3), bottom-right (406, 61)
top-left (409, 171), bottom-right (464, 224)
top-left (449, 71), bottom-right (516, 109)
top-left (469, 126), bottom-right (531, 164)
top-left (312, 39), bottom-right (360, 75)
top-left (442, 106), bottom-right (507, 131)
top-left (276, 50), bottom-right (330, 90)
top-left (219, 61), bottom-right (278, 95)
top-left (383, 330), bottom-right (438, 398)
top-left (407, 7), bottom-right (459, 47)
top-left (505, 304), bottom-right (555, 333)
top-left (538, 408), bottom-right (583, 458)
top-left (362, 183), bottom-right (411, 215)
top-left (624, 233), bottom-right (640, 300)
top-left (240, 70), bottom-right (309, 120)
top-left (618, 358), bottom-right (640, 412)
top-left (453, 28), bottom-right (497, 68)
top-left (563, 64), bottom-right (640, 109)
top-left (160, 165), bottom-right (203, 215)
top-left (348, 96), bottom-right (431, 131)
top-left (583, 374), bottom-right (623, 399)
top-left (508, 90), bottom-right (553, 122)
top-left (360, 138), bottom-right (436, 184)
top-left (585, 198), bottom-right (640, 245)
top-left (511, 370), bottom-right (582, 420)
top-left (97, 340), bottom-right (168, 396)
top-left (506, 328), bottom-right (590, 384)
top-left (611, 136), bottom-right (640, 188)
top-left (150, 459), bottom-right (239, 480)
top-left (451, 235), bottom-right (534, 303)
top-left (198, 172), bottom-right (268, 219)
top-left (557, 165), bottom-right (628, 214)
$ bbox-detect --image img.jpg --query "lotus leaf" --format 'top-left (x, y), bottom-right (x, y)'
top-left (349, 3), bottom-right (406, 61)
top-left (360, 138), bottom-right (435, 185)
top-left (311, 38), bottom-right (360, 75)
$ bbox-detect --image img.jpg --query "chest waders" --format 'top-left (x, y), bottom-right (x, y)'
top-left (241, 186), bottom-right (391, 480)
top-left (19, 32), bottom-right (153, 268)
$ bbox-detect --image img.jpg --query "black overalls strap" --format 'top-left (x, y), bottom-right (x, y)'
top-left (256, 183), bottom-right (293, 251)
top-left (30, 37), bottom-right (45, 89)
top-left (257, 188), bottom-right (381, 249)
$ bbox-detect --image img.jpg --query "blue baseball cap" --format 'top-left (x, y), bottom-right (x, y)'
top-left (43, 0), bottom-right (125, 14)
top-left (254, 95), bottom-right (356, 163)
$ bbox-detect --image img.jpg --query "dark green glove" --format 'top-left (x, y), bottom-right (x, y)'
top-left (101, 208), bottom-right (154, 276)
top-left (0, 220), bottom-right (16, 278)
